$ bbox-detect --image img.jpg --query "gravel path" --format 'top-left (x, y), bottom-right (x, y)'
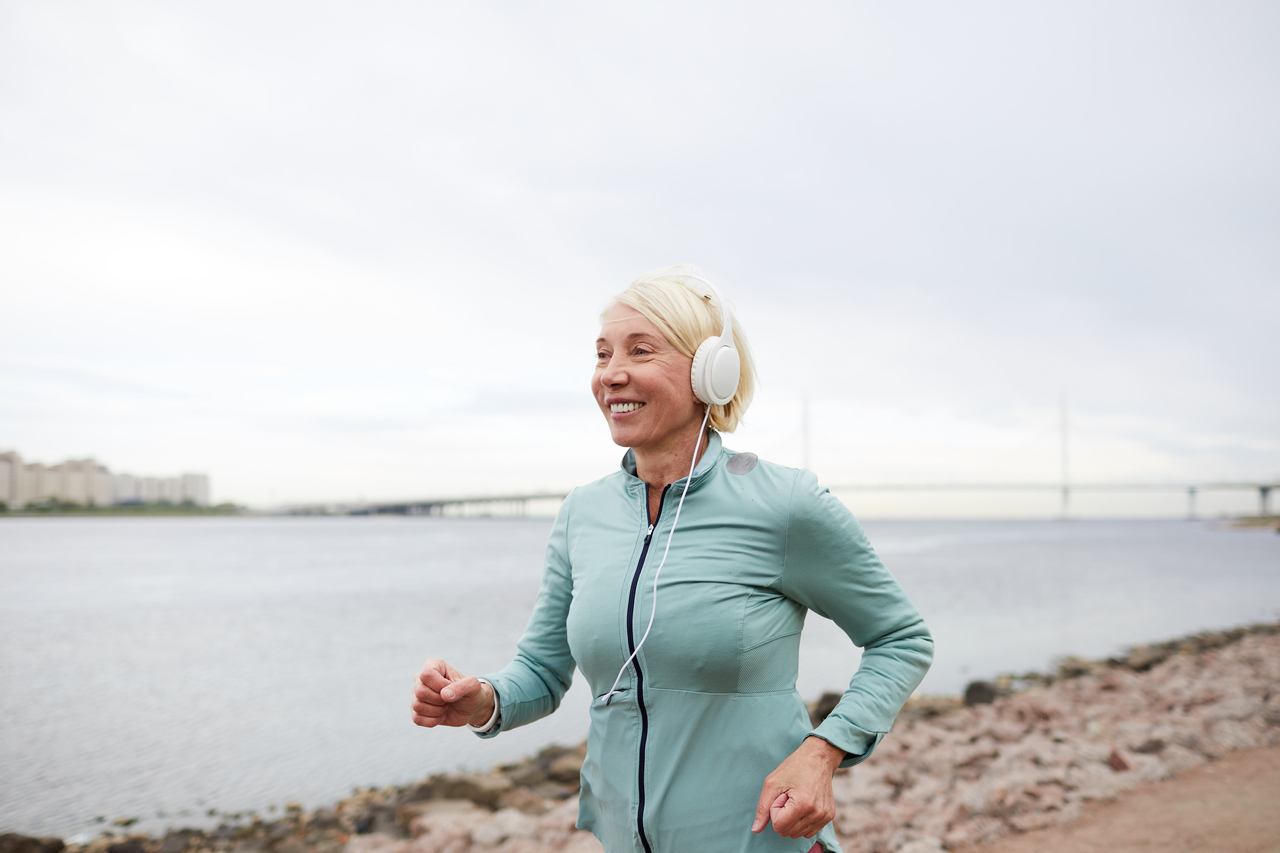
top-left (956, 744), bottom-right (1280, 853)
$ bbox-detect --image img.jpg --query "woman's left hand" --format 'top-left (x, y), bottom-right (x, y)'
top-left (751, 736), bottom-right (845, 839)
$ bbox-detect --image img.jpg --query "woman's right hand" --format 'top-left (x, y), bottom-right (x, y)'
top-left (411, 659), bottom-right (496, 729)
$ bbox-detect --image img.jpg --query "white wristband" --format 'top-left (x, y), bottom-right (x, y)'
top-left (465, 678), bottom-right (500, 733)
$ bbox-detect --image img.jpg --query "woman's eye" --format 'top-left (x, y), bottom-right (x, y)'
top-left (634, 347), bottom-right (651, 356)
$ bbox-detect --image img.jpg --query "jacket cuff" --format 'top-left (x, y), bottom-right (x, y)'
top-left (809, 721), bottom-right (887, 768)
top-left (468, 679), bottom-right (503, 738)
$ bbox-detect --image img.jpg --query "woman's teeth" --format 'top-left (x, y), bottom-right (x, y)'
top-left (611, 402), bottom-right (645, 413)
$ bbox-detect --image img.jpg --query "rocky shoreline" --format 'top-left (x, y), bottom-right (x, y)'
top-left (5, 622), bottom-right (1278, 853)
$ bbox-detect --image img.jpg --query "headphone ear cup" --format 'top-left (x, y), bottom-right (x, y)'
top-left (691, 336), bottom-right (740, 406)
top-left (691, 337), bottom-right (715, 405)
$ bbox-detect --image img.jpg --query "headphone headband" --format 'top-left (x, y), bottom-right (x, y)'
top-left (631, 267), bottom-right (735, 345)
top-left (679, 274), bottom-right (735, 345)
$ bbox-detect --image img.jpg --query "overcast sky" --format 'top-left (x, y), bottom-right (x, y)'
top-left (2, 1), bottom-right (1277, 513)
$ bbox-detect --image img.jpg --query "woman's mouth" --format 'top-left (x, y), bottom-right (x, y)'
top-left (610, 402), bottom-right (645, 413)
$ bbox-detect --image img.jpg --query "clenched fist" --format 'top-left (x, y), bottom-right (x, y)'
top-left (410, 659), bottom-right (496, 729)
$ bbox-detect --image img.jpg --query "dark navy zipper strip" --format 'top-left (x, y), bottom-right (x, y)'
top-left (626, 484), bottom-right (667, 853)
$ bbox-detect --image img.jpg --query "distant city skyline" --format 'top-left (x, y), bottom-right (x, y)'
top-left (1, 2), bottom-right (1276, 513)
top-left (0, 449), bottom-right (210, 509)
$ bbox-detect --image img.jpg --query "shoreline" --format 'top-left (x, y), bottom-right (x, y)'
top-left (4, 515), bottom-right (1277, 527)
top-left (4, 622), bottom-right (1278, 853)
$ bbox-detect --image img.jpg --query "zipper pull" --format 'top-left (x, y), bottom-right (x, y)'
top-left (646, 523), bottom-right (654, 537)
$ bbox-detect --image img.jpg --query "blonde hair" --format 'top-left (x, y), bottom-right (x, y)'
top-left (605, 265), bottom-right (756, 433)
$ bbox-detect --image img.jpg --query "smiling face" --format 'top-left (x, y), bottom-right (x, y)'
top-left (594, 303), bottom-right (704, 456)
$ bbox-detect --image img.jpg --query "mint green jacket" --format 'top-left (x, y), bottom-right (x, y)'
top-left (482, 433), bottom-right (933, 853)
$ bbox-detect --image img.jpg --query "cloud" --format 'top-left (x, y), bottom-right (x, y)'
top-left (2, 0), bottom-right (1277, 508)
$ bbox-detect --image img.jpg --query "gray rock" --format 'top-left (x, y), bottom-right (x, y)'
top-left (505, 764), bottom-right (547, 788)
top-left (271, 839), bottom-right (309, 853)
top-left (898, 838), bottom-right (945, 853)
top-left (808, 691), bottom-right (842, 726)
top-left (401, 799), bottom-right (489, 839)
top-left (352, 805), bottom-right (399, 837)
top-left (497, 787), bottom-right (553, 816)
top-left (106, 842), bottom-right (146, 853)
top-left (470, 809), bottom-right (537, 847)
top-left (432, 774), bottom-right (512, 810)
top-left (547, 752), bottom-right (585, 785)
top-left (394, 781), bottom-right (435, 805)
top-left (528, 781), bottom-right (574, 801)
top-left (159, 830), bottom-right (203, 853)
top-left (964, 681), bottom-right (1000, 706)
top-left (308, 809), bottom-right (341, 831)
top-left (0, 835), bottom-right (65, 853)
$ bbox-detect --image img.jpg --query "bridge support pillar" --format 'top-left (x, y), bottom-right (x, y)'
top-left (1262, 486), bottom-right (1272, 517)
top-left (1187, 487), bottom-right (1197, 521)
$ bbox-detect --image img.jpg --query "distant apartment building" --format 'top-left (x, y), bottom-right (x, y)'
top-left (111, 471), bottom-right (210, 506)
top-left (0, 450), bottom-right (210, 508)
top-left (0, 453), bottom-right (13, 507)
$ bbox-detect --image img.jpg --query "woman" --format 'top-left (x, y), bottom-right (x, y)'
top-left (411, 266), bottom-right (932, 853)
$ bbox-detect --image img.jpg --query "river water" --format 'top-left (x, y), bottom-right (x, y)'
top-left (1, 516), bottom-right (1277, 837)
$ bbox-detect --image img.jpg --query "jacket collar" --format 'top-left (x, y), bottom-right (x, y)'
top-left (620, 430), bottom-right (724, 493)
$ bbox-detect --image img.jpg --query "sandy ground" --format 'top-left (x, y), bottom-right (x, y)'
top-left (959, 745), bottom-right (1280, 853)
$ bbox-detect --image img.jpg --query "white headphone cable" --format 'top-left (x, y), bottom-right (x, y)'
top-left (601, 405), bottom-right (713, 705)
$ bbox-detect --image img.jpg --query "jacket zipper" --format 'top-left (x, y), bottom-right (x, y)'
top-left (626, 484), bottom-right (667, 853)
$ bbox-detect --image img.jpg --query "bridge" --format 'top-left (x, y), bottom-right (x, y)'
top-left (350, 491), bottom-right (570, 517)
top-left (347, 481), bottom-right (1279, 519)
top-left (826, 481), bottom-right (1279, 519)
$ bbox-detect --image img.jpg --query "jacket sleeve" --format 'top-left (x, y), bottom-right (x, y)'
top-left (476, 490), bottom-right (578, 737)
top-left (776, 470), bottom-right (933, 767)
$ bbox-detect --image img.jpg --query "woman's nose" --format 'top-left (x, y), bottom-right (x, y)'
top-left (599, 355), bottom-right (626, 387)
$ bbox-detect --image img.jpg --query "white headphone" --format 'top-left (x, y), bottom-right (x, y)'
top-left (688, 275), bottom-right (741, 407)
top-left (636, 268), bottom-right (741, 407)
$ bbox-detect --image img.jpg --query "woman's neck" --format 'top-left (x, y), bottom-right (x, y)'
top-left (634, 424), bottom-right (711, 496)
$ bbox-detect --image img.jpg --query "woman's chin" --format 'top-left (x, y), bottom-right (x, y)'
top-left (607, 426), bottom-right (638, 449)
